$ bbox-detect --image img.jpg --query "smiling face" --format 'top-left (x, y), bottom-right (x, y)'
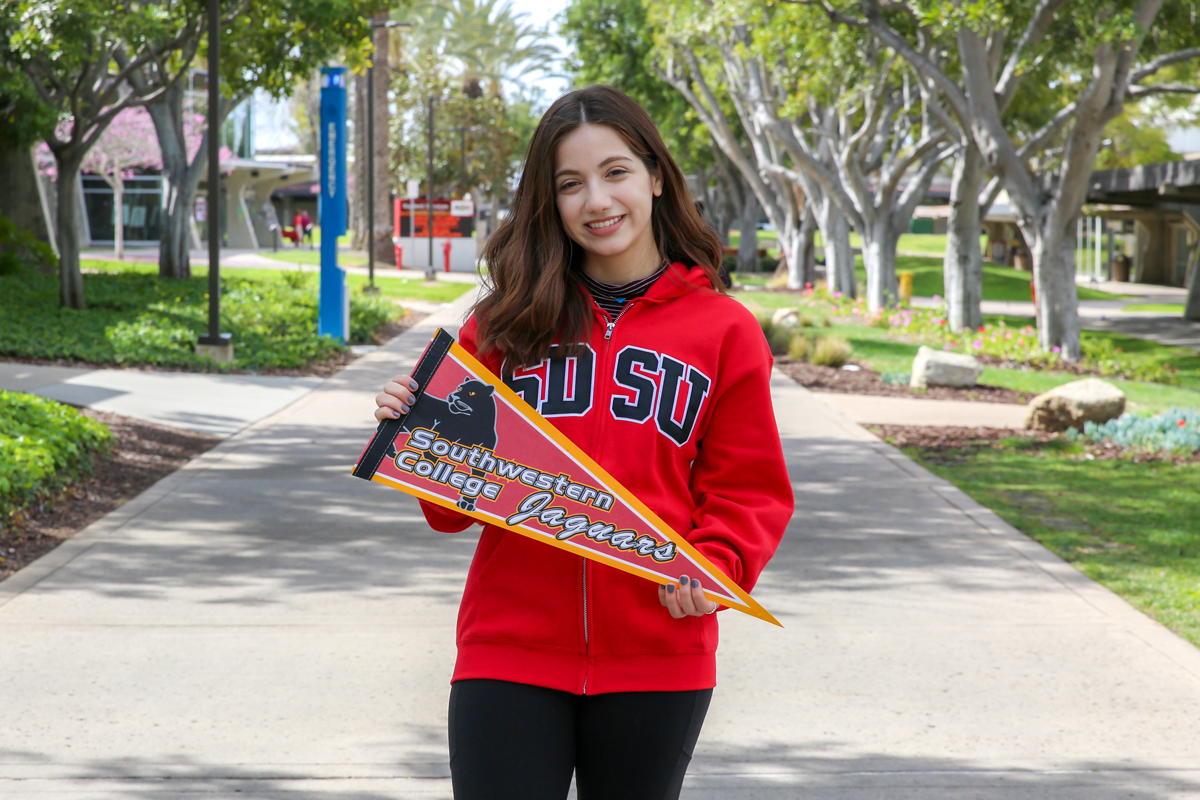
top-left (554, 124), bottom-right (664, 284)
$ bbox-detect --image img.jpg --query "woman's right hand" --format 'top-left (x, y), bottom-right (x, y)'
top-left (374, 374), bottom-right (420, 422)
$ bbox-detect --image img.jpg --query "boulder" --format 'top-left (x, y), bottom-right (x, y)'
top-left (910, 345), bottom-right (983, 389)
top-left (771, 307), bottom-right (801, 327)
top-left (1024, 378), bottom-right (1126, 432)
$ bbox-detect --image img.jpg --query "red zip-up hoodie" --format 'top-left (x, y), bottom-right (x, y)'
top-left (419, 263), bottom-right (793, 694)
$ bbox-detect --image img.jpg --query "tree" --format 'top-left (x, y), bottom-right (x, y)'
top-left (387, 0), bottom-right (556, 244)
top-left (127, 0), bottom-right (386, 280)
top-left (79, 109), bottom-right (162, 260)
top-left (560, 0), bottom-right (765, 273)
top-left (813, 0), bottom-right (1200, 359)
top-left (2, 0), bottom-right (202, 308)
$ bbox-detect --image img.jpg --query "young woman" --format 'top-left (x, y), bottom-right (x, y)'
top-left (374, 85), bottom-right (793, 800)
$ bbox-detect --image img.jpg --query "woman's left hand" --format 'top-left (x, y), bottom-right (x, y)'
top-left (658, 574), bottom-right (718, 618)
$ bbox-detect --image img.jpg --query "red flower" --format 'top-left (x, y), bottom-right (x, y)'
top-left (978, 326), bottom-right (986, 332)
top-left (1179, 419), bottom-right (1187, 428)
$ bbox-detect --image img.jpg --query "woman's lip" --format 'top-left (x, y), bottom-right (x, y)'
top-left (585, 215), bottom-right (625, 235)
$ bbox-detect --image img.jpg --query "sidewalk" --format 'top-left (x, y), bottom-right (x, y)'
top-left (0, 362), bottom-right (322, 437)
top-left (2, 294), bottom-right (1199, 798)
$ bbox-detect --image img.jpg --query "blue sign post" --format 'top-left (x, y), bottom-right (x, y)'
top-left (318, 66), bottom-right (349, 342)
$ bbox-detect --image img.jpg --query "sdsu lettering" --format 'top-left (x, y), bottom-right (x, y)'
top-left (610, 346), bottom-right (712, 446)
top-left (503, 344), bottom-right (596, 417)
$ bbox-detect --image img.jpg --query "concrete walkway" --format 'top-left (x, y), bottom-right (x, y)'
top-left (813, 391), bottom-right (1029, 427)
top-left (2, 294), bottom-right (1200, 798)
top-left (0, 362), bottom-right (322, 437)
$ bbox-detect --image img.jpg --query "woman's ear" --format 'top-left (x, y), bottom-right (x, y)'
top-left (652, 172), bottom-right (663, 198)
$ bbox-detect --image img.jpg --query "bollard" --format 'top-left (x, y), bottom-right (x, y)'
top-left (394, 243), bottom-right (403, 269)
top-left (443, 240), bottom-right (452, 273)
top-left (897, 271), bottom-right (913, 304)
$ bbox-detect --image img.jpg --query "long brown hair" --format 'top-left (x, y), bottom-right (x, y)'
top-left (473, 85), bottom-right (725, 368)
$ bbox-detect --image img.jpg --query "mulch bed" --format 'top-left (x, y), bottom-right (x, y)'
top-left (866, 424), bottom-right (1200, 466)
top-left (866, 424), bottom-right (1057, 452)
top-left (776, 358), bottom-right (1033, 404)
top-left (0, 410), bottom-right (220, 583)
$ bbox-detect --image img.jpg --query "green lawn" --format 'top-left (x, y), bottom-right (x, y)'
top-left (88, 260), bottom-right (473, 304)
top-left (263, 249), bottom-right (366, 266)
top-left (901, 438), bottom-right (1200, 648)
top-left (855, 255), bottom-right (1125, 302)
top-left (1123, 303), bottom-right (1185, 314)
top-left (3, 261), bottom-right (404, 372)
top-left (734, 294), bottom-right (1200, 413)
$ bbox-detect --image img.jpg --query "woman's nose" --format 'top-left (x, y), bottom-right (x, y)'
top-left (583, 182), bottom-right (612, 212)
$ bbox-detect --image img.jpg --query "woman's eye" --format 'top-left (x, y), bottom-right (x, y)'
top-left (558, 180), bottom-right (579, 191)
top-left (607, 169), bottom-right (628, 178)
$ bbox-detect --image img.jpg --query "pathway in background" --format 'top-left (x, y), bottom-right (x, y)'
top-left (0, 362), bottom-right (321, 437)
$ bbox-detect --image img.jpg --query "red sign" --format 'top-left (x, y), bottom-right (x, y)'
top-left (394, 198), bottom-right (474, 238)
top-left (352, 329), bottom-right (779, 625)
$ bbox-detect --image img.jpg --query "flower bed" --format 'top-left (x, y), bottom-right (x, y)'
top-left (795, 285), bottom-right (1182, 385)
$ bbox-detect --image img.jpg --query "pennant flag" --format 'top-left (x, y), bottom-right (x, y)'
top-left (352, 329), bottom-right (779, 625)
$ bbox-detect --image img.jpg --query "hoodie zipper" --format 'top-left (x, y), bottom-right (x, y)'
top-left (581, 300), bottom-right (639, 695)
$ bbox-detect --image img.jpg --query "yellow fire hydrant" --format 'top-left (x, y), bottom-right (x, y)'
top-left (898, 271), bottom-right (914, 304)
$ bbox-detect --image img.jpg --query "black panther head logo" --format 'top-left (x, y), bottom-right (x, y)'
top-left (385, 377), bottom-right (499, 513)
top-left (446, 379), bottom-right (495, 416)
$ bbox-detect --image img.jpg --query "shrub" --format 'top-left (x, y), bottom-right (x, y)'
top-left (0, 268), bottom-right (403, 372)
top-left (811, 336), bottom-right (852, 368)
top-left (757, 315), bottom-right (792, 355)
top-left (787, 334), bottom-right (812, 361)
top-left (1067, 407), bottom-right (1200, 453)
top-left (0, 391), bottom-right (112, 527)
top-left (0, 212), bottom-right (57, 272)
top-left (721, 255), bottom-right (738, 275)
top-left (758, 255), bottom-right (780, 273)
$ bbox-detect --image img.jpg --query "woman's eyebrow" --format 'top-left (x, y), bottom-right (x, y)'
top-left (555, 155), bottom-right (634, 178)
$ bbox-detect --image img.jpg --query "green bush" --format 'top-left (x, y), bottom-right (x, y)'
top-left (758, 255), bottom-right (780, 273)
top-left (0, 268), bottom-right (404, 372)
top-left (0, 213), bottom-right (57, 272)
top-left (0, 391), bottom-right (112, 526)
top-left (1067, 407), bottom-right (1200, 454)
top-left (757, 315), bottom-right (791, 355)
top-left (721, 255), bottom-right (738, 275)
top-left (787, 334), bottom-right (812, 361)
top-left (811, 336), bottom-right (853, 368)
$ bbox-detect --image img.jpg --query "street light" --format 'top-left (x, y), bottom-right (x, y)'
top-left (197, 0), bottom-right (232, 362)
top-left (366, 19), bottom-right (411, 294)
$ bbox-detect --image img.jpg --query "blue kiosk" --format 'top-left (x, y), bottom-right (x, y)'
top-left (318, 66), bottom-right (349, 342)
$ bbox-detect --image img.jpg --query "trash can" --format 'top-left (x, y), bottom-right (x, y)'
top-left (1113, 254), bottom-right (1130, 282)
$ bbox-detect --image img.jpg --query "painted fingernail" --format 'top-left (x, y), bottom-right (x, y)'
top-left (667, 584), bottom-right (675, 594)
top-left (691, 579), bottom-right (700, 589)
top-left (400, 404), bottom-right (410, 414)
top-left (408, 395), bottom-right (417, 405)
top-left (390, 409), bottom-right (401, 418)
top-left (409, 381), bottom-right (418, 391)
top-left (679, 575), bottom-right (688, 586)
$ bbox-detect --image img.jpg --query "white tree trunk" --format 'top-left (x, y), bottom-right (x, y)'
top-left (817, 199), bottom-right (855, 296)
top-left (737, 191), bottom-right (759, 273)
top-left (788, 203), bottom-right (816, 289)
top-left (1028, 223), bottom-right (1082, 361)
top-left (944, 146), bottom-right (985, 331)
top-left (55, 152), bottom-right (86, 309)
top-left (862, 216), bottom-right (900, 311)
top-left (1185, 255), bottom-right (1200, 321)
top-left (113, 180), bottom-right (124, 260)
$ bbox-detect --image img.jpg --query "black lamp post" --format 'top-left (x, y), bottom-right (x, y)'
top-left (197, 0), bottom-right (232, 360)
top-left (365, 19), bottom-right (411, 294)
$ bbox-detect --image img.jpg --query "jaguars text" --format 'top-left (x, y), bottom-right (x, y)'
top-left (505, 491), bottom-right (677, 563)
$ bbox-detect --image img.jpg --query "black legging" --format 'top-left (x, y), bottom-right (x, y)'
top-left (448, 679), bottom-right (713, 800)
